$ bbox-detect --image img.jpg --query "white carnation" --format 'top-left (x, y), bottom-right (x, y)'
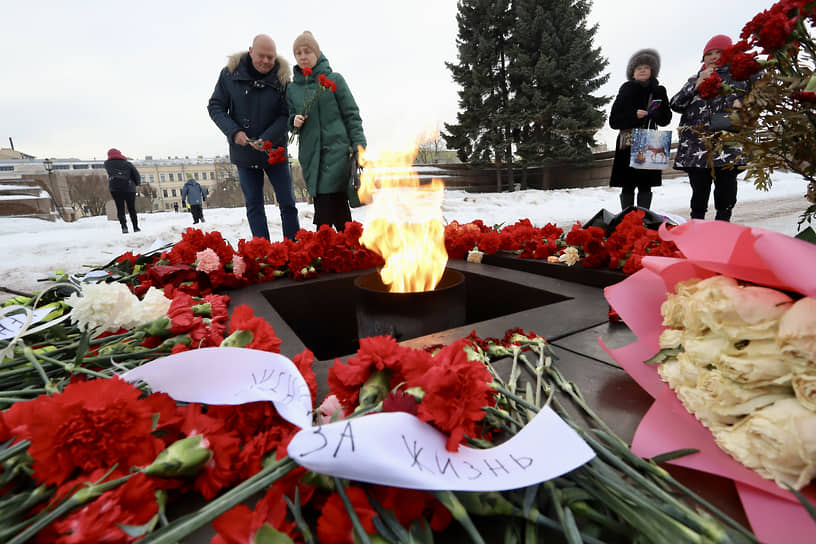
top-left (558, 246), bottom-right (580, 266)
top-left (139, 287), bottom-right (172, 324)
top-left (67, 283), bottom-right (142, 333)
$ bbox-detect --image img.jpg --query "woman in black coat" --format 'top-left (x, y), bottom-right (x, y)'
top-left (103, 148), bottom-right (141, 234)
top-left (609, 48), bottom-right (672, 211)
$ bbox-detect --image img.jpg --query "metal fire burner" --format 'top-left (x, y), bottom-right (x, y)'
top-left (354, 268), bottom-right (466, 341)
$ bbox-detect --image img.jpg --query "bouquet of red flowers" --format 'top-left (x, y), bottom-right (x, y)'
top-left (695, 0), bottom-right (816, 228)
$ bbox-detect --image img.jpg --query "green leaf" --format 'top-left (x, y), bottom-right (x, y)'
top-left (795, 226), bottom-right (816, 244)
top-left (118, 514), bottom-right (159, 538)
top-left (650, 449), bottom-right (700, 464)
top-left (783, 484), bottom-right (816, 522)
top-left (253, 523), bottom-right (295, 544)
top-left (644, 347), bottom-right (683, 365)
top-left (408, 519), bottom-right (434, 544)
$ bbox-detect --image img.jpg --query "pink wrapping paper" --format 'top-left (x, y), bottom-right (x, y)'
top-left (600, 220), bottom-right (816, 541)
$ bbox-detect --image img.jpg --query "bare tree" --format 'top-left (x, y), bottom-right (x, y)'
top-left (207, 158), bottom-right (309, 207)
top-left (289, 161), bottom-right (309, 201)
top-left (136, 183), bottom-right (157, 213)
top-left (415, 133), bottom-right (447, 164)
top-left (66, 173), bottom-right (109, 216)
top-left (206, 176), bottom-right (246, 209)
top-left (214, 160), bottom-right (238, 184)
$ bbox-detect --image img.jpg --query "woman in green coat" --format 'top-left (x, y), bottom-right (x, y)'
top-left (286, 31), bottom-right (367, 231)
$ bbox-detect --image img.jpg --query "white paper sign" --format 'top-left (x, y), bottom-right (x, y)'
top-left (121, 348), bottom-right (595, 491)
top-left (144, 238), bottom-right (171, 255)
top-left (287, 408), bottom-right (594, 491)
top-left (121, 347), bottom-right (313, 430)
top-left (0, 307), bottom-right (53, 341)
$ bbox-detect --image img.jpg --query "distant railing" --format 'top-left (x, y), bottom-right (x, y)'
top-left (414, 146), bottom-right (684, 193)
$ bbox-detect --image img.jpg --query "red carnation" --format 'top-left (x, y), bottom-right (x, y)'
top-left (267, 146), bottom-right (287, 165)
top-left (225, 304), bottom-right (283, 353)
top-left (328, 335), bottom-right (403, 407)
top-left (477, 230), bottom-right (501, 254)
top-left (317, 487), bottom-right (377, 544)
top-left (206, 401), bottom-right (281, 441)
top-left (48, 472), bottom-right (160, 543)
top-left (179, 404), bottom-right (242, 500)
top-left (212, 483), bottom-right (298, 544)
top-left (302, 66), bottom-right (313, 77)
top-left (2, 377), bottom-right (166, 485)
top-left (729, 51), bottom-right (762, 80)
top-left (698, 71), bottom-right (724, 99)
top-left (757, 11), bottom-right (795, 51)
top-left (792, 90), bottom-right (816, 103)
top-left (414, 338), bottom-right (495, 451)
top-left (293, 348), bottom-right (318, 402)
top-left (167, 292), bottom-right (197, 333)
top-left (371, 486), bottom-right (452, 531)
top-left (382, 390), bottom-right (419, 415)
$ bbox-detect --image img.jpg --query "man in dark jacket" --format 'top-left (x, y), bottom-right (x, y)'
top-left (207, 34), bottom-right (300, 241)
top-left (181, 177), bottom-right (207, 224)
top-left (103, 148), bottom-right (140, 234)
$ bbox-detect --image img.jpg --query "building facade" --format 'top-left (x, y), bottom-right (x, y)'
top-left (0, 152), bottom-right (238, 216)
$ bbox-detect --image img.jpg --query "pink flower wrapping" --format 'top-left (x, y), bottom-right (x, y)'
top-left (600, 220), bottom-right (816, 544)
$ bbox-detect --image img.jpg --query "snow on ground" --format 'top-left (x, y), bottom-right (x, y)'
top-left (0, 171), bottom-right (810, 301)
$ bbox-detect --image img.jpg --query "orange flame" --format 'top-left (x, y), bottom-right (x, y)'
top-left (356, 140), bottom-right (447, 293)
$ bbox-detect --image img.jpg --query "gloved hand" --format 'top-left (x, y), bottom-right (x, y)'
top-left (181, 201), bottom-right (186, 208)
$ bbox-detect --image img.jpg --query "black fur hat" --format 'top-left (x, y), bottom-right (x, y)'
top-left (626, 48), bottom-right (661, 80)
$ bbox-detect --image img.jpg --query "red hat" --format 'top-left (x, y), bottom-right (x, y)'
top-left (702, 34), bottom-right (732, 61)
top-left (107, 148), bottom-right (126, 160)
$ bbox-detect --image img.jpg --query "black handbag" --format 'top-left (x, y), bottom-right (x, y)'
top-left (347, 148), bottom-right (364, 208)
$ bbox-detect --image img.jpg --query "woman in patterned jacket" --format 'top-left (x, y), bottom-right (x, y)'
top-left (670, 34), bottom-right (749, 222)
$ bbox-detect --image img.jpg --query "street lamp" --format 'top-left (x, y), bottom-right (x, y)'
top-left (42, 158), bottom-right (65, 220)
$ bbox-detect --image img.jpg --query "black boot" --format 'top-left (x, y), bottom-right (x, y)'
top-left (121, 225), bottom-right (128, 234)
top-left (620, 192), bottom-right (635, 211)
top-left (715, 207), bottom-right (733, 222)
top-left (637, 191), bottom-right (653, 210)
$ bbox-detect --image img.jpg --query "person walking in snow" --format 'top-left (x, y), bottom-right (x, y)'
top-left (181, 177), bottom-right (207, 224)
top-left (103, 148), bottom-right (140, 234)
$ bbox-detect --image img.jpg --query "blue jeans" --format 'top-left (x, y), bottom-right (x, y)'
top-left (236, 162), bottom-right (300, 240)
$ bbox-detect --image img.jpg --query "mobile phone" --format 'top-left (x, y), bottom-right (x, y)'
top-left (648, 99), bottom-right (662, 114)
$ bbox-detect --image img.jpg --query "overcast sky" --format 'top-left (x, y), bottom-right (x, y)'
top-left (1, 0), bottom-right (773, 161)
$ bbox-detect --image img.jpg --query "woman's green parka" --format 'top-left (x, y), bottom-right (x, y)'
top-left (286, 55), bottom-right (366, 199)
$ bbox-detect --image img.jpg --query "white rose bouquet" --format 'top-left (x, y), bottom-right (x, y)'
top-left (603, 219), bottom-right (816, 542)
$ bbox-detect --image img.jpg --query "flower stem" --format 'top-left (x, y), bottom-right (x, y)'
top-left (0, 439), bottom-right (30, 463)
top-left (433, 490), bottom-right (486, 544)
top-left (8, 475), bottom-right (132, 544)
top-left (333, 477), bottom-right (372, 544)
top-left (139, 457), bottom-right (297, 543)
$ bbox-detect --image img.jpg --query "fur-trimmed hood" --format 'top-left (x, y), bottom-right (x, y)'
top-left (225, 51), bottom-right (291, 87)
top-left (626, 48), bottom-right (661, 81)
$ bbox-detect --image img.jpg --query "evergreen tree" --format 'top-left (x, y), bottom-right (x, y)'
top-left (509, 0), bottom-right (610, 164)
top-left (444, 0), bottom-right (514, 166)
